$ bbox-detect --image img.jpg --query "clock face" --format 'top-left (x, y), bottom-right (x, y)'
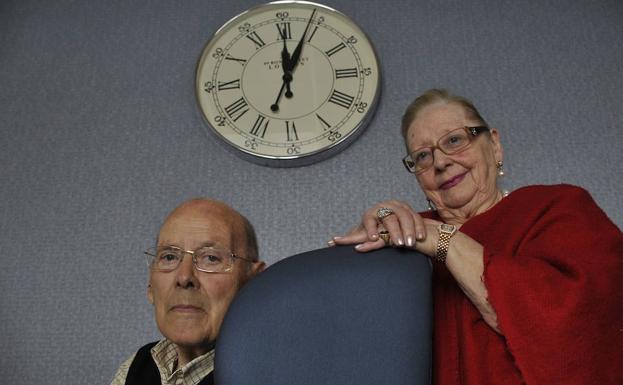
top-left (196, 1), bottom-right (381, 167)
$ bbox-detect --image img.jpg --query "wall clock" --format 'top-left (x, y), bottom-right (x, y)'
top-left (195, 1), bottom-right (381, 167)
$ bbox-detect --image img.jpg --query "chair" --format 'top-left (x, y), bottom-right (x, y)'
top-left (214, 245), bottom-right (432, 385)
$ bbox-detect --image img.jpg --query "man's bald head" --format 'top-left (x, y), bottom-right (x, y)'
top-left (159, 198), bottom-right (258, 261)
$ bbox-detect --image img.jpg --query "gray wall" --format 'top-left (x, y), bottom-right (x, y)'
top-left (1, 0), bottom-right (621, 383)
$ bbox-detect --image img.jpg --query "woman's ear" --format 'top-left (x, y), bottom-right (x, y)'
top-left (489, 128), bottom-right (504, 162)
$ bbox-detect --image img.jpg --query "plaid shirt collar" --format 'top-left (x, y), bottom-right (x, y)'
top-left (151, 339), bottom-right (215, 385)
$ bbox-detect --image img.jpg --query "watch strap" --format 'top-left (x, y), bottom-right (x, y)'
top-left (435, 224), bottom-right (457, 263)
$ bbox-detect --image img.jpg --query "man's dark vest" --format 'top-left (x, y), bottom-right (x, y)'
top-left (124, 342), bottom-right (214, 385)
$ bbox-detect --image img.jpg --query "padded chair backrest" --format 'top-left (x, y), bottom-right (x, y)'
top-left (214, 245), bottom-right (432, 385)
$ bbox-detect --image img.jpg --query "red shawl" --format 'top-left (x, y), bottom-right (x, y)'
top-left (427, 184), bottom-right (623, 385)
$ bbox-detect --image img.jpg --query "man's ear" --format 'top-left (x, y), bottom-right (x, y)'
top-left (249, 261), bottom-right (266, 278)
top-left (251, 261), bottom-right (266, 277)
top-left (147, 283), bottom-right (154, 305)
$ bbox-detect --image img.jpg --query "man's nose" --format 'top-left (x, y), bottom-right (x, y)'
top-left (175, 253), bottom-right (199, 289)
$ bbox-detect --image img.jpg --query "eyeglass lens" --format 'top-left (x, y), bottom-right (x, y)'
top-left (150, 247), bottom-right (231, 272)
top-left (406, 128), bottom-right (474, 172)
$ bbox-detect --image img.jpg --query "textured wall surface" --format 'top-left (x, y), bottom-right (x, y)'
top-left (1, 0), bottom-right (621, 383)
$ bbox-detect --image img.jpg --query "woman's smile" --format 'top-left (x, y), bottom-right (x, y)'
top-left (439, 172), bottom-right (467, 190)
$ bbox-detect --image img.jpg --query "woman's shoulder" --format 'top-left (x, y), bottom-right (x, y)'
top-left (513, 183), bottom-right (588, 194)
top-left (504, 184), bottom-right (615, 224)
top-left (510, 183), bottom-right (592, 203)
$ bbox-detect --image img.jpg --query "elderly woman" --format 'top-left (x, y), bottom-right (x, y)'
top-left (331, 89), bottom-right (623, 385)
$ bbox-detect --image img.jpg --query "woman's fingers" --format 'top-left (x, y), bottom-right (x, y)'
top-left (330, 225), bottom-right (369, 246)
top-left (412, 211), bottom-right (429, 242)
top-left (330, 200), bottom-right (430, 251)
top-left (378, 214), bottom-right (405, 246)
top-left (354, 239), bottom-right (386, 252)
top-left (362, 206), bottom-right (381, 241)
top-left (330, 226), bottom-right (385, 252)
top-left (374, 201), bottom-right (424, 248)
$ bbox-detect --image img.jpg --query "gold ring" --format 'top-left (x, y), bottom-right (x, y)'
top-left (376, 207), bottom-right (395, 221)
top-left (379, 230), bottom-right (391, 246)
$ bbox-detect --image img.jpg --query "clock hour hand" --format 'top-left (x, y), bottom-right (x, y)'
top-left (288, 8), bottom-right (317, 74)
top-left (279, 24), bottom-right (291, 70)
top-left (279, 25), bottom-right (294, 98)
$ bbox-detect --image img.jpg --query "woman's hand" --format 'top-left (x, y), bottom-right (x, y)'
top-left (329, 199), bottom-right (500, 332)
top-left (330, 200), bottom-right (438, 253)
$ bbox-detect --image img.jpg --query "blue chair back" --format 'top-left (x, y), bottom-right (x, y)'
top-left (215, 245), bottom-right (432, 385)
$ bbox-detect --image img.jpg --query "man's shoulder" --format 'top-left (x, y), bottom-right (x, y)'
top-left (109, 341), bottom-right (160, 385)
top-left (110, 352), bottom-right (136, 385)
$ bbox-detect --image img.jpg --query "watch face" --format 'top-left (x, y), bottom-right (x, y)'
top-left (196, 1), bottom-right (381, 167)
top-left (439, 223), bottom-right (456, 234)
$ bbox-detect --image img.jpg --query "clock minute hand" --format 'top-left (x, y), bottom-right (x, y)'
top-left (271, 80), bottom-right (287, 112)
top-left (288, 8), bottom-right (317, 73)
top-left (271, 71), bottom-right (293, 112)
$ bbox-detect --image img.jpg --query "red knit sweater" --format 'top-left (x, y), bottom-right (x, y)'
top-left (425, 184), bottom-right (623, 385)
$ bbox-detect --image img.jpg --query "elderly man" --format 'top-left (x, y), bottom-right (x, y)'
top-left (111, 199), bottom-right (265, 385)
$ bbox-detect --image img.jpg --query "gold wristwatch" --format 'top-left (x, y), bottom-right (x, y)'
top-left (435, 223), bottom-right (457, 263)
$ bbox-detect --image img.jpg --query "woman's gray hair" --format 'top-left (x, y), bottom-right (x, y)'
top-left (400, 89), bottom-right (489, 146)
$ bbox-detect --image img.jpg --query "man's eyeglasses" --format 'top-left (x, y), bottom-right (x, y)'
top-left (402, 126), bottom-right (490, 174)
top-left (144, 245), bottom-right (254, 273)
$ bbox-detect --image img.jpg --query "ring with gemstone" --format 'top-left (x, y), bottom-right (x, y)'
top-left (379, 230), bottom-right (391, 246)
top-left (376, 207), bottom-right (395, 221)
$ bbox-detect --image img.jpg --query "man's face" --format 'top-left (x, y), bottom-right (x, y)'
top-left (147, 202), bottom-right (262, 352)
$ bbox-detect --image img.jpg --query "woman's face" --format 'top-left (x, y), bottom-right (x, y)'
top-left (405, 102), bottom-right (503, 215)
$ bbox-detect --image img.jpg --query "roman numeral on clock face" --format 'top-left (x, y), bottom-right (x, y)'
top-left (328, 90), bottom-right (355, 109)
top-left (246, 31), bottom-right (266, 49)
top-left (276, 22), bottom-right (291, 40)
top-left (307, 25), bottom-right (318, 43)
top-left (250, 114), bottom-right (269, 138)
top-left (335, 68), bottom-right (358, 79)
top-left (316, 113), bottom-right (332, 130)
top-left (224, 97), bottom-right (249, 122)
top-left (325, 42), bottom-right (346, 57)
top-left (225, 54), bottom-right (247, 66)
top-left (285, 121), bottom-right (299, 141)
top-left (218, 79), bottom-right (241, 91)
